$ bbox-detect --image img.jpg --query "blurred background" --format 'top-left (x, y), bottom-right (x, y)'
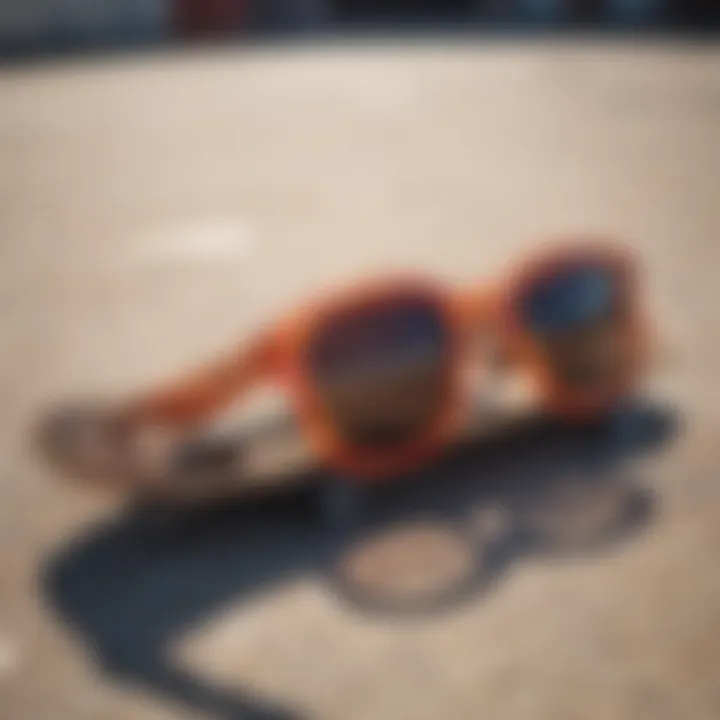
top-left (0, 0), bottom-right (717, 60)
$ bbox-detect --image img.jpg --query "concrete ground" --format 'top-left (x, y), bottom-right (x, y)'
top-left (0, 38), bottom-right (719, 720)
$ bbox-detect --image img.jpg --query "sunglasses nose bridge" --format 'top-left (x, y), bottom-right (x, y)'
top-left (454, 285), bottom-right (498, 330)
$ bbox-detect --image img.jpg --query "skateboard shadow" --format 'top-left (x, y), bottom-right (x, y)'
top-left (40, 401), bottom-right (678, 720)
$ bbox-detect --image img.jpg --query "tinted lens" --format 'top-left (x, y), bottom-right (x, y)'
top-left (521, 265), bottom-right (617, 335)
top-left (520, 265), bottom-right (628, 391)
top-left (309, 297), bottom-right (448, 449)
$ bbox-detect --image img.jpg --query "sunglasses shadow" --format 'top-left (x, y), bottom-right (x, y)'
top-left (325, 401), bottom-right (678, 618)
top-left (39, 401), bottom-right (679, 720)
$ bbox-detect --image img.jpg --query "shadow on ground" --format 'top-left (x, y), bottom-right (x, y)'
top-left (40, 402), bottom-right (678, 720)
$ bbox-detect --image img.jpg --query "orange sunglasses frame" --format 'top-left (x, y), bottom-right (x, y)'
top-left (118, 242), bottom-right (647, 482)
top-left (488, 242), bottom-right (648, 419)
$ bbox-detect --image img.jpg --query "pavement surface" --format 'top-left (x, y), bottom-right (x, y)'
top-left (1, 38), bottom-right (719, 720)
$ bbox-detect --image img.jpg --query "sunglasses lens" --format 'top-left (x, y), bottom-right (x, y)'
top-left (521, 264), bottom-right (628, 391)
top-left (522, 265), bottom-right (618, 334)
top-left (309, 297), bottom-right (449, 449)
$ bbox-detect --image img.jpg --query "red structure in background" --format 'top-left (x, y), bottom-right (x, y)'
top-left (174, 0), bottom-right (249, 37)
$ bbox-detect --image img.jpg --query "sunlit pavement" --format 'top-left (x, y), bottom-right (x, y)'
top-left (1, 39), bottom-right (719, 720)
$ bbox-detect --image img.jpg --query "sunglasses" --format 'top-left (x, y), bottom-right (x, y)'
top-left (90, 241), bottom-right (645, 484)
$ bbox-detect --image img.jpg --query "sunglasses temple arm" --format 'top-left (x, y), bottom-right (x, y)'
top-left (116, 332), bottom-right (280, 431)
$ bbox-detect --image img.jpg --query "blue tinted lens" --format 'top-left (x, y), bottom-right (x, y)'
top-left (522, 266), bottom-right (616, 333)
top-left (311, 299), bottom-right (445, 378)
top-left (310, 297), bottom-right (447, 447)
